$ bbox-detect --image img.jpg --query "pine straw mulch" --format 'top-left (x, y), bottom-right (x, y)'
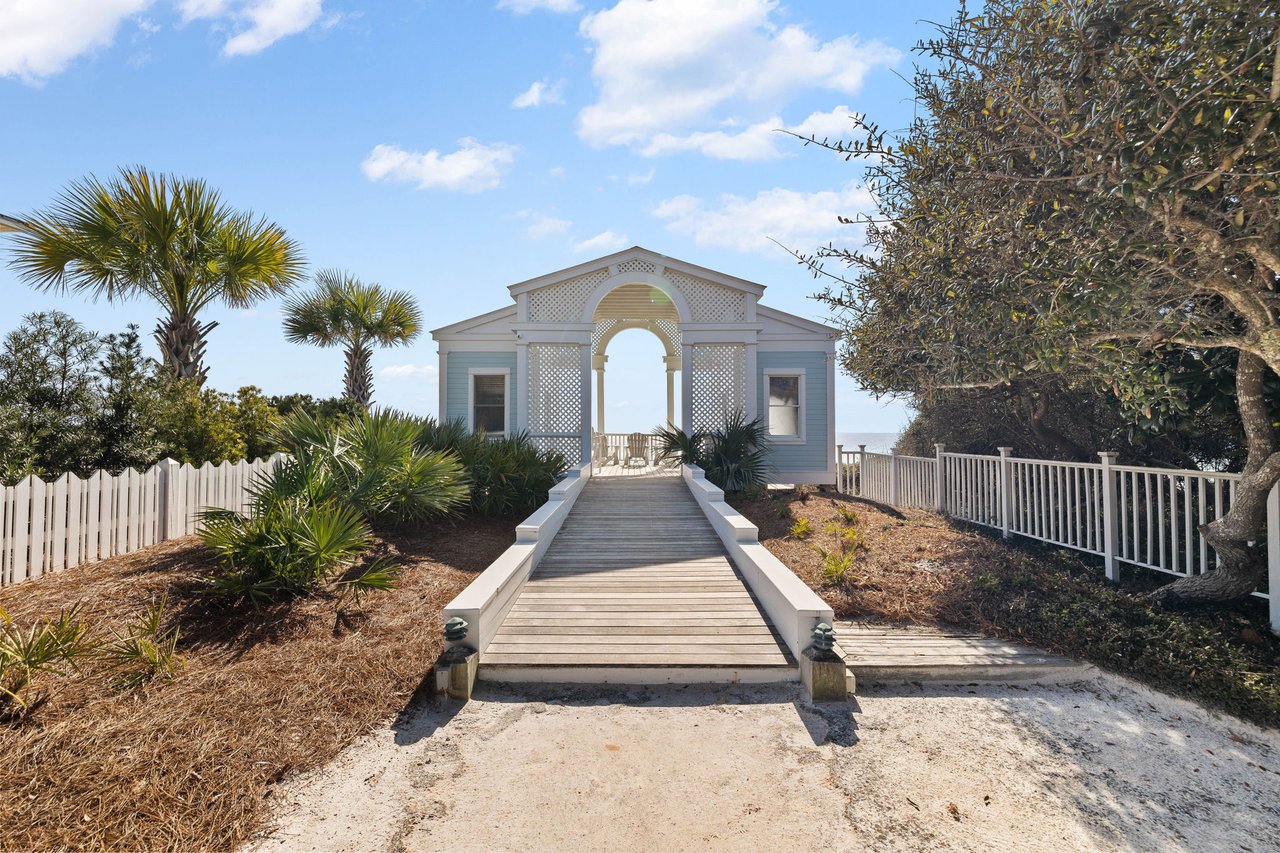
top-left (733, 489), bottom-right (1280, 729)
top-left (0, 517), bottom-right (516, 852)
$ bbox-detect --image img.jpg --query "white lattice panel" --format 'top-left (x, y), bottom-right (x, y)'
top-left (528, 268), bottom-right (610, 323)
top-left (616, 258), bottom-right (656, 275)
top-left (527, 343), bottom-right (582, 435)
top-left (533, 435), bottom-right (581, 464)
top-left (591, 319), bottom-right (618, 355)
top-left (666, 270), bottom-right (747, 322)
top-left (655, 318), bottom-right (682, 353)
top-left (689, 344), bottom-right (745, 431)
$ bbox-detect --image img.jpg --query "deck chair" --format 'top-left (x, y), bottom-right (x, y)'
top-left (623, 432), bottom-right (649, 467)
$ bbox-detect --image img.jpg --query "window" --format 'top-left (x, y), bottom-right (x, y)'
top-left (470, 370), bottom-right (508, 436)
top-left (764, 371), bottom-right (805, 442)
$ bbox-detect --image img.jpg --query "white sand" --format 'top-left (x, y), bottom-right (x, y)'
top-left (250, 674), bottom-right (1280, 853)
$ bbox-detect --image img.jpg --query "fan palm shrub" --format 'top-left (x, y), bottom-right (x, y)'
top-left (282, 271), bottom-right (421, 408)
top-left (198, 410), bottom-right (468, 605)
top-left (654, 410), bottom-right (771, 494)
top-left (7, 167), bottom-right (305, 384)
top-left (415, 418), bottom-right (568, 516)
top-left (0, 603), bottom-right (95, 718)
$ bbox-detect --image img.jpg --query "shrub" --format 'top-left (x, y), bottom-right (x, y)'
top-left (97, 598), bottom-right (184, 689)
top-left (790, 517), bottom-right (813, 540)
top-left (815, 546), bottom-right (856, 579)
top-left (415, 418), bottom-right (567, 516)
top-left (654, 410), bottom-right (772, 494)
top-left (0, 603), bottom-right (94, 718)
top-left (198, 410), bottom-right (470, 605)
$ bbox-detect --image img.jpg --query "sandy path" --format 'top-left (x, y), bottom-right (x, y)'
top-left (251, 674), bottom-right (1280, 853)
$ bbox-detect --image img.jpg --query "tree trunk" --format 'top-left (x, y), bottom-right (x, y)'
top-left (154, 314), bottom-right (214, 386)
top-left (344, 342), bottom-right (373, 408)
top-left (1149, 351), bottom-right (1278, 604)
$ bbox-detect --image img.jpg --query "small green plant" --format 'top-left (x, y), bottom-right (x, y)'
top-left (0, 603), bottom-right (95, 717)
top-left (835, 505), bottom-right (860, 526)
top-left (815, 546), bottom-right (856, 579)
top-left (790, 517), bottom-right (813, 540)
top-left (98, 598), bottom-right (184, 690)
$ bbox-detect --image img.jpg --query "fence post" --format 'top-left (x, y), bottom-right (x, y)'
top-left (836, 443), bottom-right (844, 493)
top-left (997, 447), bottom-right (1014, 539)
top-left (889, 449), bottom-right (900, 507)
top-left (157, 458), bottom-right (181, 542)
top-left (934, 443), bottom-right (946, 514)
top-left (1268, 481), bottom-right (1280, 635)
top-left (1099, 451), bottom-right (1120, 582)
top-left (856, 444), bottom-right (866, 497)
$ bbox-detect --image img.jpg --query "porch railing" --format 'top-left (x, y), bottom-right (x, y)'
top-left (836, 442), bottom-right (1277, 633)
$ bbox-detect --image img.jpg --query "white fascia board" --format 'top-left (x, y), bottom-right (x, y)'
top-left (506, 245), bottom-right (767, 299)
top-left (757, 304), bottom-right (840, 336)
top-left (431, 304), bottom-right (518, 339)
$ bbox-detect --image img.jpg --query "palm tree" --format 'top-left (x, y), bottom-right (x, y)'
top-left (282, 270), bottom-right (422, 407)
top-left (6, 167), bottom-right (306, 385)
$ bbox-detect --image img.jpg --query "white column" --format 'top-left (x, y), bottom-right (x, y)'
top-left (934, 443), bottom-right (946, 514)
top-left (592, 354), bottom-right (607, 433)
top-left (681, 343), bottom-right (694, 432)
top-left (1099, 451), bottom-right (1120, 582)
top-left (856, 444), bottom-right (866, 497)
top-left (579, 345), bottom-right (593, 465)
top-left (889, 449), bottom-right (900, 506)
top-left (998, 447), bottom-right (1014, 539)
top-left (515, 342), bottom-right (529, 432)
top-left (663, 354), bottom-right (680, 427)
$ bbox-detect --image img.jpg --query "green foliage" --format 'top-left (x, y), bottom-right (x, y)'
top-left (789, 517), bottom-right (813, 540)
top-left (416, 418), bottom-right (568, 516)
top-left (97, 598), bottom-right (184, 690)
top-left (0, 311), bottom-right (102, 482)
top-left (197, 410), bottom-right (471, 606)
top-left (8, 166), bottom-right (305, 382)
top-left (149, 378), bottom-right (248, 466)
top-left (815, 545), bottom-right (856, 580)
top-left (654, 410), bottom-right (772, 494)
top-left (0, 603), bottom-right (95, 716)
top-left (234, 386), bottom-right (283, 461)
top-left (94, 324), bottom-right (163, 473)
top-left (199, 502), bottom-right (377, 603)
top-left (269, 393), bottom-right (362, 428)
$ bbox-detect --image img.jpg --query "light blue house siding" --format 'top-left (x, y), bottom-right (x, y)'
top-left (757, 351), bottom-right (830, 476)
top-left (444, 351), bottom-right (517, 434)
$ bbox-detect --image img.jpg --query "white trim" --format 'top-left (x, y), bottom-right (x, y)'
top-left (762, 369), bottom-right (806, 444)
top-left (771, 469), bottom-right (837, 486)
top-left (507, 246), bottom-right (767, 299)
top-left (756, 303), bottom-right (840, 335)
top-left (467, 367), bottom-right (511, 436)
top-left (438, 352), bottom-right (448, 421)
top-left (432, 304), bottom-right (518, 338)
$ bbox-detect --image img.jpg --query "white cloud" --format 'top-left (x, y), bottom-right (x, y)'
top-left (380, 363), bottom-right (439, 380)
top-left (520, 211), bottom-right (572, 240)
top-left (642, 106), bottom-right (857, 160)
top-left (181, 0), bottom-right (325, 56)
top-left (573, 230), bottom-right (629, 254)
top-left (512, 78), bottom-right (564, 108)
top-left (497, 0), bottom-right (580, 13)
top-left (0, 0), bottom-right (153, 83)
top-left (548, 166), bottom-right (566, 177)
top-left (577, 0), bottom-right (896, 154)
top-left (362, 139), bottom-right (518, 192)
top-left (626, 168), bottom-right (655, 186)
top-left (653, 182), bottom-right (874, 256)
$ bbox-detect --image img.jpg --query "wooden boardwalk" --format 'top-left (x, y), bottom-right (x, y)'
top-left (483, 477), bottom-right (794, 677)
top-left (837, 622), bottom-right (1084, 682)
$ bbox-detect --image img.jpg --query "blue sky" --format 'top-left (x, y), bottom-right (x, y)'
top-left (0, 0), bottom-right (959, 434)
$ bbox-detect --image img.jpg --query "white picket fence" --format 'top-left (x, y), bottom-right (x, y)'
top-left (0, 454), bottom-right (285, 587)
top-left (837, 443), bottom-right (1279, 632)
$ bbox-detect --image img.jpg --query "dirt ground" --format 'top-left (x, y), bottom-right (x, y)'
top-left (251, 672), bottom-right (1280, 853)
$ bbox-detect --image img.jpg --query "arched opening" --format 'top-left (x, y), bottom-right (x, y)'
top-left (590, 282), bottom-right (683, 474)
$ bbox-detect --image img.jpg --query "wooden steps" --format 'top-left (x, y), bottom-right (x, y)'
top-left (481, 477), bottom-right (796, 683)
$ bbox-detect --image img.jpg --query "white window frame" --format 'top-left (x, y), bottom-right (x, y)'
top-left (468, 367), bottom-right (510, 437)
top-left (762, 369), bottom-right (806, 444)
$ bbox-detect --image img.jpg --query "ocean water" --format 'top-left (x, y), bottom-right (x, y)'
top-left (836, 432), bottom-right (900, 454)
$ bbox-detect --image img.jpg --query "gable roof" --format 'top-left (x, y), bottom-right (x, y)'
top-left (506, 245), bottom-right (767, 298)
